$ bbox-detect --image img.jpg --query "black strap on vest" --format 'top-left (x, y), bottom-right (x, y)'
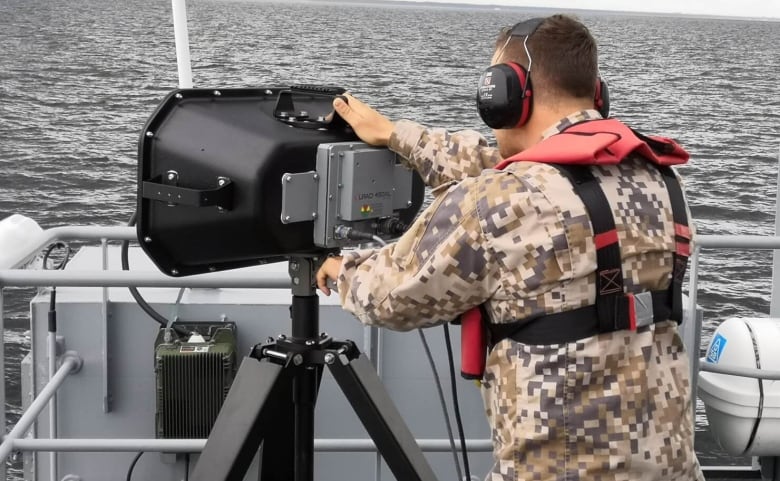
top-left (489, 161), bottom-right (691, 346)
top-left (660, 165), bottom-right (691, 322)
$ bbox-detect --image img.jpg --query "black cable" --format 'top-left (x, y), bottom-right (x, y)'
top-left (443, 323), bottom-right (472, 481)
top-left (185, 453), bottom-right (190, 481)
top-left (364, 236), bottom-right (467, 479)
top-left (418, 329), bottom-right (463, 481)
top-left (42, 242), bottom-right (72, 332)
top-left (122, 213), bottom-right (188, 336)
top-left (126, 451), bottom-right (144, 481)
top-left (42, 242), bottom-right (71, 271)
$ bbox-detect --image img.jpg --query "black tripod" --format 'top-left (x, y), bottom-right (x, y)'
top-left (191, 256), bottom-right (439, 481)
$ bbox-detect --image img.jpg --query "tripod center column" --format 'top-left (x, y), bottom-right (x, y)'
top-left (289, 256), bottom-right (320, 338)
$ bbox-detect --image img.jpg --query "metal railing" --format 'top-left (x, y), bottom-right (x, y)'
top-left (0, 226), bottom-right (496, 481)
top-left (0, 354), bottom-right (82, 462)
top-left (1, 226), bottom-right (779, 480)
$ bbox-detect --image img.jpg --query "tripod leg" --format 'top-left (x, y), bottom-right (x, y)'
top-left (191, 355), bottom-right (290, 481)
top-left (261, 359), bottom-right (322, 481)
top-left (292, 365), bottom-right (320, 481)
top-left (258, 363), bottom-right (295, 481)
top-left (328, 353), bottom-right (439, 481)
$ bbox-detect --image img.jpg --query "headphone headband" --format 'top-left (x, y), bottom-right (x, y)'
top-left (505, 17), bottom-right (544, 38)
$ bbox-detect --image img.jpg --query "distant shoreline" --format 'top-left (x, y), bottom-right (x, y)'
top-left (279, 0), bottom-right (779, 22)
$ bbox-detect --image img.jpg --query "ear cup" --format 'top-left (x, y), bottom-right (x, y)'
top-left (476, 62), bottom-right (532, 129)
top-left (595, 78), bottom-right (610, 118)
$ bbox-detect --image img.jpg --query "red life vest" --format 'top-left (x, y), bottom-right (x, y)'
top-left (495, 118), bottom-right (688, 169)
top-left (460, 118), bottom-right (691, 379)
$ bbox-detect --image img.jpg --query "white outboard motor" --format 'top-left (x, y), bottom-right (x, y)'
top-left (698, 317), bottom-right (780, 457)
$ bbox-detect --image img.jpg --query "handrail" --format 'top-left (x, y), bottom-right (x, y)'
top-left (0, 353), bottom-right (81, 464)
top-left (699, 359), bottom-right (780, 380)
top-left (8, 225), bottom-right (135, 270)
top-left (5, 224), bottom-right (778, 276)
top-left (8, 438), bottom-right (493, 453)
top-left (0, 269), bottom-right (290, 288)
top-left (696, 235), bottom-right (780, 249)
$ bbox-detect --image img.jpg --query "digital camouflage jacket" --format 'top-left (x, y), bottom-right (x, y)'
top-left (335, 110), bottom-right (704, 481)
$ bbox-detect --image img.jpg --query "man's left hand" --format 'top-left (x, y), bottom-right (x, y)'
top-left (316, 256), bottom-right (343, 296)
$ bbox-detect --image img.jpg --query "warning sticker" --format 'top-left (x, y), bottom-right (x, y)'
top-left (706, 333), bottom-right (727, 363)
top-left (180, 345), bottom-right (210, 353)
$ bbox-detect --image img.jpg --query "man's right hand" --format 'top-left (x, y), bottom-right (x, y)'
top-left (333, 94), bottom-right (395, 147)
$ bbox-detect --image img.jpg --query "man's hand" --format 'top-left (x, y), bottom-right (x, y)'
top-left (333, 95), bottom-right (394, 147)
top-left (316, 256), bottom-right (343, 296)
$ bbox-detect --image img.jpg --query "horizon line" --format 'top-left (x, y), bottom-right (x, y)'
top-left (292, 0), bottom-right (780, 21)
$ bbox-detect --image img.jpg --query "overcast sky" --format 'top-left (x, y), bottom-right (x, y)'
top-left (401, 0), bottom-right (780, 19)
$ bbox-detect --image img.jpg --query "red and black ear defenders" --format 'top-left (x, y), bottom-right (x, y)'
top-left (476, 17), bottom-right (610, 129)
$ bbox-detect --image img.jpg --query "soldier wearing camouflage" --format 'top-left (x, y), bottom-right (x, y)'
top-left (334, 109), bottom-right (705, 480)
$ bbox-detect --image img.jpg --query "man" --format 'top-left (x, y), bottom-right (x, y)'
top-left (316, 14), bottom-right (703, 481)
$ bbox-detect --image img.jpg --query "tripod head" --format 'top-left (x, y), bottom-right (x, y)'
top-left (287, 255), bottom-right (327, 339)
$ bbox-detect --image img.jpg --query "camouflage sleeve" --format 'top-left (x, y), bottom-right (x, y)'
top-left (388, 119), bottom-right (502, 189)
top-left (335, 176), bottom-right (498, 331)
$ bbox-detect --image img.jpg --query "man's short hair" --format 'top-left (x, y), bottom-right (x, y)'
top-left (494, 15), bottom-right (599, 103)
